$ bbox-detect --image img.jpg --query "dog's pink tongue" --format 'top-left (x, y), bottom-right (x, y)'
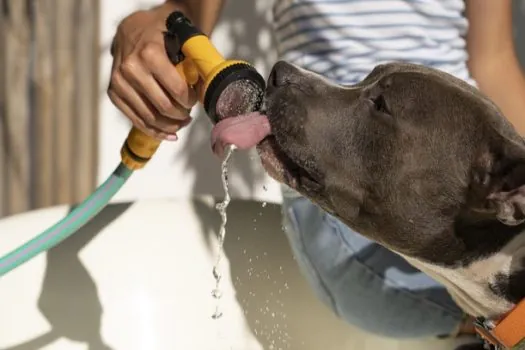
top-left (211, 112), bottom-right (271, 158)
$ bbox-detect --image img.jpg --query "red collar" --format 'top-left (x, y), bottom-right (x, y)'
top-left (474, 298), bottom-right (525, 349)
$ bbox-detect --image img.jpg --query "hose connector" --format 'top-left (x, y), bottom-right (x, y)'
top-left (121, 128), bottom-right (162, 170)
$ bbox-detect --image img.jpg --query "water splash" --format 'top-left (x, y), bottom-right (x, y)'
top-left (212, 145), bottom-right (236, 320)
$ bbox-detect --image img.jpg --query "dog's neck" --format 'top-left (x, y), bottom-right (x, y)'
top-left (400, 218), bottom-right (525, 319)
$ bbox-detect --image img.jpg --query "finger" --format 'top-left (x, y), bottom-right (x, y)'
top-left (120, 58), bottom-right (183, 120)
top-left (110, 70), bottom-right (188, 134)
top-left (107, 89), bottom-right (177, 141)
top-left (138, 43), bottom-right (197, 109)
top-left (150, 108), bottom-right (193, 132)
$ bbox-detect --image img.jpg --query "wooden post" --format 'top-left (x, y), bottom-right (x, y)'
top-left (53, 0), bottom-right (75, 204)
top-left (73, 0), bottom-right (99, 203)
top-left (0, 0), bottom-right (99, 218)
top-left (2, 0), bottom-right (32, 216)
top-left (0, 1), bottom-right (6, 216)
top-left (33, 0), bottom-right (56, 210)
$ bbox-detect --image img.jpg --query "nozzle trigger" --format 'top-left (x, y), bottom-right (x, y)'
top-left (164, 31), bottom-right (184, 65)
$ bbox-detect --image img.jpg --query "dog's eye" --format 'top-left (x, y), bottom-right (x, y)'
top-left (372, 95), bottom-right (390, 114)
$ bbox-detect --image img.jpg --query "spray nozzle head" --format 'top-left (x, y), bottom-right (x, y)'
top-left (205, 63), bottom-right (266, 123)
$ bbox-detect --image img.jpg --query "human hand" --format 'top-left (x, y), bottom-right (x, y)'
top-left (108, 7), bottom-right (197, 141)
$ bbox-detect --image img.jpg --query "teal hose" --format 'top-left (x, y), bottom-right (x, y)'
top-left (0, 162), bottom-right (133, 277)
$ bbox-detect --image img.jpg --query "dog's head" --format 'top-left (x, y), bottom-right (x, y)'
top-left (257, 61), bottom-right (525, 264)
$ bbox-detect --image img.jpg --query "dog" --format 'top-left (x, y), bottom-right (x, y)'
top-left (253, 61), bottom-right (525, 349)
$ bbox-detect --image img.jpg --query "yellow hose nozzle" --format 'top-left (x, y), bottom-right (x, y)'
top-left (120, 11), bottom-right (265, 171)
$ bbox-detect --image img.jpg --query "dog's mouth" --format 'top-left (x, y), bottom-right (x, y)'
top-left (210, 111), bottom-right (321, 192)
top-left (256, 136), bottom-right (321, 191)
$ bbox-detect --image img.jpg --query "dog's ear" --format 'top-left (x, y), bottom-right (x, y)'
top-left (486, 140), bottom-right (525, 226)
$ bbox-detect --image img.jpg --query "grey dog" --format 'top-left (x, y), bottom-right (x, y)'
top-left (255, 61), bottom-right (525, 350)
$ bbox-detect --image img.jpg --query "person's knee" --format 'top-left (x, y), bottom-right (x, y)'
top-left (279, 196), bottom-right (461, 339)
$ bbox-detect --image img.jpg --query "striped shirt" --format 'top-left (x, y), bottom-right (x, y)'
top-left (271, 0), bottom-right (476, 86)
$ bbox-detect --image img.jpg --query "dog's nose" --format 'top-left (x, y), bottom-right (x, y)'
top-left (268, 60), bottom-right (299, 88)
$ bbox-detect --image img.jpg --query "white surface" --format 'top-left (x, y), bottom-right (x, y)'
top-left (97, 0), bottom-right (282, 205)
top-left (0, 199), bottom-right (467, 350)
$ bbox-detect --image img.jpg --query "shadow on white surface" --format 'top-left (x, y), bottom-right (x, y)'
top-left (0, 199), bottom-right (470, 350)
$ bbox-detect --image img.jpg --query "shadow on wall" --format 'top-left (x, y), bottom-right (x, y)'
top-left (178, 0), bottom-right (277, 200)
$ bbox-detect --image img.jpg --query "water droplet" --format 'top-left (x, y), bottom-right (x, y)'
top-left (262, 201), bottom-right (267, 207)
top-left (212, 267), bottom-right (221, 281)
top-left (212, 289), bottom-right (222, 299)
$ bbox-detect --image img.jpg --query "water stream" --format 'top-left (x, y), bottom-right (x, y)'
top-left (211, 145), bottom-right (236, 320)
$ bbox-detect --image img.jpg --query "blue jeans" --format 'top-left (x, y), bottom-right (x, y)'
top-left (281, 190), bottom-right (464, 338)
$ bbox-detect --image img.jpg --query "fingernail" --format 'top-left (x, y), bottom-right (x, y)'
top-left (166, 134), bottom-right (178, 141)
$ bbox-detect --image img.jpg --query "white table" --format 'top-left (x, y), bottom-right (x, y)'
top-left (0, 198), bottom-right (461, 350)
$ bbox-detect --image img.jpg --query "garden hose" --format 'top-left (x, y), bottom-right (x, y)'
top-left (0, 164), bottom-right (132, 276)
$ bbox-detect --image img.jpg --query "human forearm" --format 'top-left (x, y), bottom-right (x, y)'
top-left (469, 51), bottom-right (525, 135)
top-left (464, 0), bottom-right (525, 135)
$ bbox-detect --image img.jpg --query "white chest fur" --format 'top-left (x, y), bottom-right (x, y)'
top-left (400, 233), bottom-right (525, 318)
